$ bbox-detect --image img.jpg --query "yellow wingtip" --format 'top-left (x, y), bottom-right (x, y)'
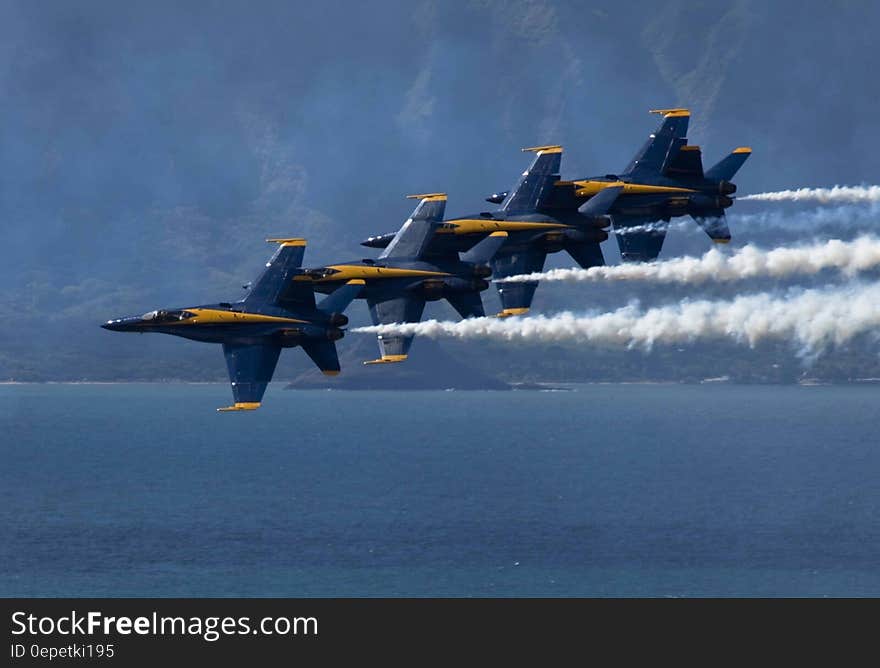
top-left (406, 192), bottom-right (447, 201)
top-left (649, 108), bottom-right (690, 118)
top-left (217, 402), bottom-right (261, 412)
top-left (322, 370), bottom-right (340, 376)
top-left (732, 146), bottom-right (752, 154)
top-left (266, 238), bottom-right (306, 247)
top-left (521, 145), bottom-right (562, 154)
top-left (489, 231), bottom-right (508, 238)
top-left (363, 354), bottom-right (408, 365)
top-left (496, 307), bottom-right (530, 318)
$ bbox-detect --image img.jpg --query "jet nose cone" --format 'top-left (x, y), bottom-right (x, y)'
top-left (102, 318), bottom-right (134, 331)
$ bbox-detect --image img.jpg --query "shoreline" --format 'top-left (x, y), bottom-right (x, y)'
top-left (3, 379), bottom-right (880, 387)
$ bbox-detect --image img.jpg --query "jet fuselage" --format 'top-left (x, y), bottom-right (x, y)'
top-left (297, 256), bottom-right (490, 304)
top-left (102, 302), bottom-right (345, 346)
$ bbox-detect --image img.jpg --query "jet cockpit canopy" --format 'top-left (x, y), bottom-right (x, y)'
top-left (141, 309), bottom-right (196, 323)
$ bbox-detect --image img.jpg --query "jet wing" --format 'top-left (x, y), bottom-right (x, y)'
top-left (492, 247), bottom-right (548, 316)
top-left (612, 216), bottom-right (669, 263)
top-left (218, 343), bottom-right (282, 411)
top-left (379, 194), bottom-right (446, 260)
top-left (501, 146), bottom-right (562, 214)
top-left (624, 109), bottom-right (690, 179)
top-left (363, 296), bottom-right (427, 364)
top-left (276, 282), bottom-right (317, 309)
top-left (663, 145), bottom-right (704, 180)
top-left (317, 280), bottom-right (364, 314)
top-left (363, 227), bottom-right (477, 262)
top-left (246, 239), bottom-right (316, 309)
top-left (302, 339), bottom-right (342, 375)
top-left (460, 231), bottom-right (508, 265)
top-left (446, 291), bottom-right (486, 319)
top-left (579, 184), bottom-right (623, 216)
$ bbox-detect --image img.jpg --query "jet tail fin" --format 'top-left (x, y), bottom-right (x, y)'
top-left (317, 279), bottom-right (364, 314)
top-left (501, 145), bottom-right (562, 214)
top-left (378, 194), bottom-right (446, 260)
top-left (446, 291), bottom-right (485, 319)
top-left (705, 147), bottom-right (752, 182)
top-left (461, 231), bottom-right (508, 265)
top-left (614, 217), bottom-right (669, 262)
top-left (692, 211), bottom-right (731, 243)
top-left (301, 339), bottom-right (341, 376)
top-left (565, 241), bottom-right (605, 269)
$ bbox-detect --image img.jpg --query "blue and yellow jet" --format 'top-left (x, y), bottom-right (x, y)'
top-left (362, 146), bottom-right (613, 316)
top-left (101, 239), bottom-right (363, 411)
top-left (362, 108), bottom-right (750, 315)
top-left (296, 193), bottom-right (507, 364)
top-left (565, 108), bottom-right (751, 262)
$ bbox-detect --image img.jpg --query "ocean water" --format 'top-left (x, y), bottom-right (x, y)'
top-left (1, 383), bottom-right (879, 597)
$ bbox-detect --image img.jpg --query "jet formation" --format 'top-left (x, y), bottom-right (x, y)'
top-left (103, 108), bottom-right (750, 409)
top-left (365, 108), bottom-right (751, 314)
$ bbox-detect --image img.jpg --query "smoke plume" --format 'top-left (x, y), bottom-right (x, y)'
top-left (354, 282), bottom-right (880, 355)
top-left (499, 236), bottom-right (880, 284)
top-left (741, 185), bottom-right (880, 203)
top-left (728, 204), bottom-right (880, 235)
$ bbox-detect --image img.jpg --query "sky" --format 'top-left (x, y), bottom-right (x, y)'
top-left (3, 0), bottom-right (880, 380)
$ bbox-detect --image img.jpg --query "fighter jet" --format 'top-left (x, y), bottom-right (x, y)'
top-left (566, 108), bottom-right (751, 262)
top-left (296, 193), bottom-right (507, 364)
top-left (101, 238), bottom-right (363, 411)
top-left (362, 147), bottom-right (614, 316)
top-left (364, 108), bottom-right (750, 315)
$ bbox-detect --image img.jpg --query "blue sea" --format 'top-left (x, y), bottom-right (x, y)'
top-left (2, 383), bottom-right (879, 597)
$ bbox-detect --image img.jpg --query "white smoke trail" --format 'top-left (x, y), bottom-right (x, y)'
top-left (613, 219), bottom-right (692, 236)
top-left (615, 204), bottom-right (880, 239)
top-left (741, 185), bottom-right (880, 204)
top-left (354, 282), bottom-right (880, 354)
top-left (498, 236), bottom-right (880, 285)
top-left (728, 204), bottom-right (880, 235)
